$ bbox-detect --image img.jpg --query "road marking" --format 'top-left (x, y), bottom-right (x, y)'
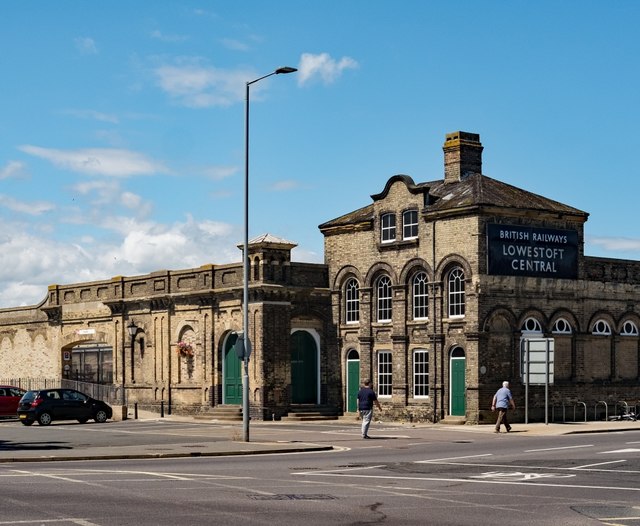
top-left (600, 448), bottom-right (640, 454)
top-left (415, 454), bottom-right (493, 463)
top-left (295, 471), bottom-right (640, 492)
top-left (571, 460), bottom-right (627, 470)
top-left (470, 471), bottom-right (575, 481)
top-left (524, 444), bottom-right (593, 452)
top-left (10, 470), bottom-right (104, 487)
top-left (0, 520), bottom-right (100, 525)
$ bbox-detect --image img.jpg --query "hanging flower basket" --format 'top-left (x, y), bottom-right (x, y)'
top-left (176, 341), bottom-right (194, 356)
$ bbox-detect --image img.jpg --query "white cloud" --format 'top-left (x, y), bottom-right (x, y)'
top-left (19, 145), bottom-right (166, 177)
top-left (202, 165), bottom-right (238, 180)
top-left (268, 180), bottom-right (300, 191)
top-left (588, 236), bottom-right (640, 252)
top-left (120, 191), bottom-right (142, 209)
top-left (0, 194), bottom-right (55, 215)
top-left (220, 38), bottom-right (249, 51)
top-left (0, 160), bottom-right (27, 179)
top-left (154, 60), bottom-right (252, 108)
top-left (297, 52), bottom-right (359, 86)
top-left (150, 29), bottom-right (188, 42)
top-left (61, 109), bottom-right (119, 124)
top-left (75, 37), bottom-right (98, 55)
top-left (0, 216), bottom-right (241, 308)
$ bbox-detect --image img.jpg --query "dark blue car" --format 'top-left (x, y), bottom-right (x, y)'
top-left (17, 388), bottom-right (112, 426)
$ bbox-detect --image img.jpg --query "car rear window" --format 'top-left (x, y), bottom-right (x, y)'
top-left (20, 390), bottom-right (38, 403)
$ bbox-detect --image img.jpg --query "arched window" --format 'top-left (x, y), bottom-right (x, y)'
top-left (413, 272), bottom-right (428, 320)
top-left (345, 278), bottom-right (360, 324)
top-left (521, 317), bottom-right (543, 333)
top-left (592, 319), bottom-right (612, 335)
top-left (448, 267), bottom-right (465, 317)
top-left (552, 318), bottom-right (572, 334)
top-left (377, 275), bottom-right (392, 322)
top-left (621, 320), bottom-right (639, 336)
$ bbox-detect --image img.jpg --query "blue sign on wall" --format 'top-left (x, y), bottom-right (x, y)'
top-left (487, 224), bottom-right (578, 279)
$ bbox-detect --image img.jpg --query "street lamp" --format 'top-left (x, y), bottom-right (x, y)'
top-left (127, 320), bottom-right (138, 384)
top-left (242, 66), bottom-right (297, 442)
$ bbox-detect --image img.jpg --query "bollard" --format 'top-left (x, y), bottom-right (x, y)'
top-left (160, 400), bottom-right (165, 418)
top-left (134, 402), bottom-right (138, 420)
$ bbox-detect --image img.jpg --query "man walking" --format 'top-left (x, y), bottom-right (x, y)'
top-left (492, 380), bottom-right (516, 433)
top-left (357, 379), bottom-right (382, 439)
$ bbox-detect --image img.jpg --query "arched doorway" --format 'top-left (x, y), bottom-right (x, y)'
top-left (290, 330), bottom-right (318, 404)
top-left (223, 332), bottom-right (241, 405)
top-left (449, 347), bottom-right (466, 416)
top-left (346, 349), bottom-right (360, 412)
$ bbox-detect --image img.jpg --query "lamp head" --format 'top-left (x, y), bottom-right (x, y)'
top-left (127, 320), bottom-right (138, 338)
top-left (275, 66), bottom-right (297, 75)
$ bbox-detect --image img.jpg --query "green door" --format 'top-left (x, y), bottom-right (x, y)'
top-left (223, 333), bottom-right (242, 405)
top-left (450, 349), bottom-right (466, 416)
top-left (346, 351), bottom-right (360, 412)
top-left (291, 331), bottom-right (317, 404)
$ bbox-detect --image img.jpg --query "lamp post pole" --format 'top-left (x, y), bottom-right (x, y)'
top-left (243, 66), bottom-right (296, 442)
top-left (127, 320), bottom-right (138, 385)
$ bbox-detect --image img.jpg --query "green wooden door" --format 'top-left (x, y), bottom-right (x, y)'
top-left (223, 333), bottom-right (242, 405)
top-left (450, 353), bottom-right (466, 416)
top-left (346, 352), bottom-right (360, 413)
top-left (291, 331), bottom-right (317, 404)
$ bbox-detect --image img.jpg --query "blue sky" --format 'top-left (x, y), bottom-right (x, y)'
top-left (1, 1), bottom-right (639, 308)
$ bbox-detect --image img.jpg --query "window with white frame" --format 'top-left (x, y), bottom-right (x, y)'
top-left (592, 319), bottom-right (612, 335)
top-left (402, 210), bottom-right (418, 240)
top-left (377, 275), bottom-right (392, 322)
top-left (381, 213), bottom-right (396, 243)
top-left (413, 272), bottom-right (428, 320)
top-left (345, 278), bottom-right (360, 324)
top-left (521, 317), bottom-right (543, 333)
top-left (448, 267), bottom-right (465, 317)
top-left (413, 349), bottom-right (429, 397)
top-left (377, 350), bottom-right (392, 397)
top-left (552, 318), bottom-right (572, 334)
top-left (621, 320), bottom-right (639, 336)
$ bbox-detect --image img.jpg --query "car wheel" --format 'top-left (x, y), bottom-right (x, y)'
top-left (94, 410), bottom-right (108, 423)
top-left (37, 412), bottom-right (52, 426)
top-left (78, 418), bottom-right (89, 424)
top-left (21, 420), bottom-right (33, 426)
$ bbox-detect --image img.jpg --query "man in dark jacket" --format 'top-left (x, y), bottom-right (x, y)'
top-left (357, 379), bottom-right (382, 439)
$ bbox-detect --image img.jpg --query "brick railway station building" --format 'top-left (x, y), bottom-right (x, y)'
top-left (2, 131), bottom-right (639, 423)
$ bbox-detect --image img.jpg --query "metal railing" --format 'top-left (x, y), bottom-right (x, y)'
top-left (61, 379), bottom-right (125, 406)
top-left (0, 377), bottom-right (124, 406)
top-left (0, 377), bottom-right (58, 391)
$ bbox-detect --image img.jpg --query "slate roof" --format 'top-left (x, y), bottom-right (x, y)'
top-left (318, 173), bottom-right (588, 231)
top-left (248, 233), bottom-right (297, 246)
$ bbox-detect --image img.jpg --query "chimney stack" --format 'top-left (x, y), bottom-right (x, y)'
top-left (443, 131), bottom-right (483, 183)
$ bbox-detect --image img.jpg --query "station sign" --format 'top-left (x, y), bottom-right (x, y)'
top-left (487, 224), bottom-right (578, 279)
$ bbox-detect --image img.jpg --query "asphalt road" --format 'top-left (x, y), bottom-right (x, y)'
top-left (1, 417), bottom-right (639, 525)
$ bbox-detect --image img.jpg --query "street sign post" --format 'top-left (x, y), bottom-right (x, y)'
top-left (521, 338), bottom-right (554, 424)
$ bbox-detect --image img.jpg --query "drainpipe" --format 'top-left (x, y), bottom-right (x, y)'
top-left (431, 219), bottom-right (438, 423)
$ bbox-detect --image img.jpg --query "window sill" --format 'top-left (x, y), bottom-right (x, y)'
top-left (377, 238), bottom-right (419, 251)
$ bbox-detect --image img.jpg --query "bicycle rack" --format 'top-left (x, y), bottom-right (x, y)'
top-left (573, 401), bottom-right (587, 422)
top-left (594, 400), bottom-right (608, 421)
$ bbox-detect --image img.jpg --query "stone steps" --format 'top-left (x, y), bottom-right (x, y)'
top-left (439, 416), bottom-right (467, 425)
top-left (281, 405), bottom-right (342, 422)
top-left (195, 405), bottom-right (243, 422)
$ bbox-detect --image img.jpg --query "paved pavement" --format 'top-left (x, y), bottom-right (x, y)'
top-left (1, 411), bottom-right (638, 463)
